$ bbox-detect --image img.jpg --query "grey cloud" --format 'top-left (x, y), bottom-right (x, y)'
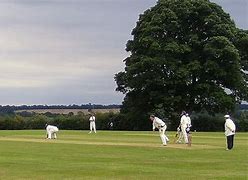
top-left (211, 0), bottom-right (248, 29)
top-left (0, 0), bottom-right (246, 105)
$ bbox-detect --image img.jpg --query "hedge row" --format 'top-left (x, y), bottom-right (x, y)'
top-left (0, 111), bottom-right (247, 131)
top-left (0, 112), bottom-right (118, 130)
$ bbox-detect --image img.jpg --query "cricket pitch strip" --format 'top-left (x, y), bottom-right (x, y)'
top-left (0, 136), bottom-right (222, 150)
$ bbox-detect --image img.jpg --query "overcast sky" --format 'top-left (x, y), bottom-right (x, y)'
top-left (0, 0), bottom-right (247, 105)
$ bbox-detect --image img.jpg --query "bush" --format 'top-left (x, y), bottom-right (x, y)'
top-left (191, 112), bottom-right (224, 132)
top-left (235, 111), bottom-right (248, 131)
top-left (0, 110), bottom-right (246, 131)
top-left (0, 112), bottom-right (121, 130)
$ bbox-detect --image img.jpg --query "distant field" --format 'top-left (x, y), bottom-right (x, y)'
top-left (0, 130), bottom-right (247, 179)
top-left (15, 108), bottom-right (120, 114)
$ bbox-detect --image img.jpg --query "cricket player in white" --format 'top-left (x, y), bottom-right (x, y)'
top-left (224, 115), bottom-right (236, 150)
top-left (186, 113), bottom-right (191, 128)
top-left (46, 125), bottom-right (59, 139)
top-left (89, 114), bottom-right (96, 133)
top-left (176, 126), bottom-right (183, 143)
top-left (180, 111), bottom-right (189, 144)
top-left (150, 115), bottom-right (169, 146)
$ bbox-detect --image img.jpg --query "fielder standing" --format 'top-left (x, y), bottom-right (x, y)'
top-left (150, 115), bottom-right (169, 146)
top-left (89, 114), bottom-right (96, 133)
top-left (224, 115), bottom-right (236, 150)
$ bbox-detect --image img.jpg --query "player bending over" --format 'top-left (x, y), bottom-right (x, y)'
top-left (150, 115), bottom-right (169, 146)
top-left (45, 124), bottom-right (59, 139)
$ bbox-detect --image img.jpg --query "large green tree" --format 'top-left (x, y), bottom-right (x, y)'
top-left (115, 0), bottom-right (248, 130)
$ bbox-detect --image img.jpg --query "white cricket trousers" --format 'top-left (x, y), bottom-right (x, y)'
top-left (90, 121), bottom-right (96, 133)
top-left (47, 129), bottom-right (58, 139)
top-left (176, 131), bottom-right (183, 143)
top-left (181, 125), bottom-right (188, 143)
top-left (159, 125), bottom-right (169, 145)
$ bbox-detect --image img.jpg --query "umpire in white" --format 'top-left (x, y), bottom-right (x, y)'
top-left (224, 115), bottom-right (236, 150)
top-left (150, 115), bottom-right (169, 146)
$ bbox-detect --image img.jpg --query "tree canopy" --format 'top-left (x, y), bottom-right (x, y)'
top-left (115, 0), bottom-right (248, 129)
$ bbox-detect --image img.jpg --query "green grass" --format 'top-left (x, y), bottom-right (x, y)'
top-left (0, 130), bottom-right (247, 180)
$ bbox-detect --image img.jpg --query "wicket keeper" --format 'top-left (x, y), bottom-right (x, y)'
top-left (46, 124), bottom-right (59, 139)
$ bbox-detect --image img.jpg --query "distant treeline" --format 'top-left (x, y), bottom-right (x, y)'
top-left (0, 104), bottom-right (247, 131)
top-left (0, 112), bottom-right (118, 131)
top-left (0, 104), bottom-right (121, 114)
top-left (0, 110), bottom-right (247, 131)
top-left (0, 103), bottom-right (247, 114)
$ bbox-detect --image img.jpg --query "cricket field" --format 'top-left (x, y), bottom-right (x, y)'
top-left (0, 130), bottom-right (247, 180)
